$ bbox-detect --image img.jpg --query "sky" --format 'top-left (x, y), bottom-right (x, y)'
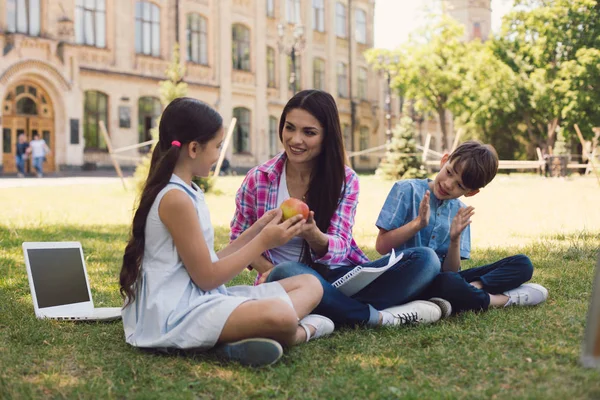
top-left (374, 0), bottom-right (515, 49)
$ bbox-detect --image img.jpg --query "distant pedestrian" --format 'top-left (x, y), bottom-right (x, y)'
top-left (15, 133), bottom-right (29, 178)
top-left (28, 133), bottom-right (50, 178)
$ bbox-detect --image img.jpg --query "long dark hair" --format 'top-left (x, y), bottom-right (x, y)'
top-left (120, 97), bottom-right (223, 304)
top-left (279, 90), bottom-right (347, 271)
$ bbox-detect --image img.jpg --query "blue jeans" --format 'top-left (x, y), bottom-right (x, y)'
top-left (417, 254), bottom-right (534, 314)
top-left (33, 156), bottom-right (44, 175)
top-left (266, 247), bottom-right (440, 327)
top-left (15, 154), bottom-right (25, 174)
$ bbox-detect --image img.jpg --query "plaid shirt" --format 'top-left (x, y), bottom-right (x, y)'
top-left (230, 152), bottom-right (369, 276)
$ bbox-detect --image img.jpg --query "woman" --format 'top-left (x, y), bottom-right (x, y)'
top-left (230, 90), bottom-right (442, 327)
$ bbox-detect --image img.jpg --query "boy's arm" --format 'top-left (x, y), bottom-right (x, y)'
top-left (376, 190), bottom-right (430, 255)
top-left (441, 206), bottom-right (475, 272)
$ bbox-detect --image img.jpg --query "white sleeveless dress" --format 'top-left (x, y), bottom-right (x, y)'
top-left (122, 174), bottom-right (293, 350)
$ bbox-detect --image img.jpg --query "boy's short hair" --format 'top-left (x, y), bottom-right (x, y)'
top-left (449, 140), bottom-right (499, 190)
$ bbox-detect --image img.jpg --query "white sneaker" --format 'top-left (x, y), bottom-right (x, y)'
top-left (429, 297), bottom-right (452, 318)
top-left (299, 314), bottom-right (335, 342)
top-left (380, 300), bottom-right (442, 326)
top-left (213, 338), bottom-right (283, 367)
top-left (504, 283), bottom-right (548, 307)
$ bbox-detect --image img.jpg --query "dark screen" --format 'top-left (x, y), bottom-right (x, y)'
top-left (27, 248), bottom-right (91, 308)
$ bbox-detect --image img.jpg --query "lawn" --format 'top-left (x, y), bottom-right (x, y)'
top-left (1, 174), bottom-right (599, 399)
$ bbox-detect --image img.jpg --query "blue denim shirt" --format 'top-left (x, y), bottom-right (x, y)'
top-left (375, 179), bottom-right (471, 262)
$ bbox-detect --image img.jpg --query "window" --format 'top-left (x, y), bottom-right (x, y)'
top-left (138, 97), bottom-right (161, 152)
top-left (337, 62), bottom-right (348, 98)
top-left (269, 116), bottom-right (279, 156)
top-left (83, 91), bottom-right (108, 150)
top-left (232, 24), bottom-right (251, 71)
top-left (342, 123), bottom-right (351, 151)
top-left (75, 0), bottom-right (106, 47)
top-left (288, 55), bottom-right (301, 92)
top-left (312, 0), bottom-right (325, 32)
top-left (473, 22), bottom-right (482, 40)
top-left (356, 9), bottom-right (367, 44)
top-left (267, 47), bottom-right (276, 88)
top-left (266, 0), bottom-right (275, 17)
top-left (187, 14), bottom-right (208, 65)
top-left (6, 0), bottom-right (40, 36)
top-left (335, 3), bottom-right (347, 38)
top-left (313, 58), bottom-right (325, 91)
top-left (358, 67), bottom-right (368, 100)
top-left (3, 129), bottom-right (11, 154)
top-left (286, 0), bottom-right (301, 24)
top-left (233, 107), bottom-right (251, 153)
top-left (135, 1), bottom-right (160, 57)
top-left (16, 97), bottom-right (37, 115)
top-left (359, 126), bottom-right (369, 160)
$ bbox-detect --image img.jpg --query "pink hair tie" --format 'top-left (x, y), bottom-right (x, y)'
top-left (171, 140), bottom-right (181, 148)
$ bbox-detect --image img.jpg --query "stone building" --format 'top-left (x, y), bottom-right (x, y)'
top-left (0, 0), bottom-right (384, 175)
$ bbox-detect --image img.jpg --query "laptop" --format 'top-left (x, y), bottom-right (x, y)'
top-left (22, 242), bottom-right (121, 321)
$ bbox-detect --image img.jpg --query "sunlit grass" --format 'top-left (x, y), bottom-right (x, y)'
top-left (0, 175), bottom-right (599, 398)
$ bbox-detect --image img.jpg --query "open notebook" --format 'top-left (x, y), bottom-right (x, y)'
top-left (332, 249), bottom-right (404, 296)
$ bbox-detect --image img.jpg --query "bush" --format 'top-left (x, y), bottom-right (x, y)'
top-left (376, 117), bottom-right (428, 180)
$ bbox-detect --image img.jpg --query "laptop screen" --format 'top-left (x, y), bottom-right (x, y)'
top-left (27, 247), bottom-right (91, 308)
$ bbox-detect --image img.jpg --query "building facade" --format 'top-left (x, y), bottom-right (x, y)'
top-left (0, 0), bottom-right (384, 175)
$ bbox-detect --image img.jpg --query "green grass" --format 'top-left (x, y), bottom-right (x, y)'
top-left (1, 175), bottom-right (600, 399)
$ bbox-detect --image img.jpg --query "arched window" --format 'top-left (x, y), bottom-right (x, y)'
top-left (6, 0), bottom-right (40, 36)
top-left (312, 0), bottom-right (325, 32)
top-left (269, 116), bottom-right (279, 156)
top-left (135, 1), bottom-right (160, 57)
top-left (75, 0), bottom-right (106, 47)
top-left (313, 58), bottom-right (325, 91)
top-left (84, 91), bottom-right (109, 150)
top-left (355, 9), bottom-right (367, 44)
top-left (233, 107), bottom-right (251, 153)
top-left (267, 46), bottom-right (276, 88)
top-left (232, 24), bottom-right (251, 71)
top-left (335, 2), bottom-right (347, 38)
top-left (16, 97), bottom-right (37, 115)
top-left (138, 97), bottom-right (161, 152)
top-left (187, 13), bottom-right (208, 65)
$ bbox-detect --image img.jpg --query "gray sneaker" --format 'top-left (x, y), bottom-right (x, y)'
top-left (213, 338), bottom-right (283, 367)
top-left (380, 300), bottom-right (442, 326)
top-left (504, 283), bottom-right (548, 307)
top-left (429, 297), bottom-right (452, 318)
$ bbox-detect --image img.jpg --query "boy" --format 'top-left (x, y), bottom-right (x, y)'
top-left (375, 141), bottom-right (548, 315)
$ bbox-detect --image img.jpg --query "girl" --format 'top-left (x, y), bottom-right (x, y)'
top-left (120, 98), bottom-right (334, 367)
top-left (230, 90), bottom-right (443, 328)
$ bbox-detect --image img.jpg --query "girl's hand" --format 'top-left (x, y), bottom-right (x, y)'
top-left (298, 211), bottom-right (320, 241)
top-left (416, 191), bottom-right (431, 229)
top-left (259, 214), bottom-right (306, 249)
top-left (252, 208), bottom-right (283, 233)
top-left (450, 206), bottom-right (475, 242)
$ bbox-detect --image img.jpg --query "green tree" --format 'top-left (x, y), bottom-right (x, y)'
top-left (376, 117), bottom-right (428, 181)
top-left (491, 0), bottom-right (600, 153)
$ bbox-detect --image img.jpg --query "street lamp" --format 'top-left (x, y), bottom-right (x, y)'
top-left (277, 21), bottom-right (305, 94)
top-left (378, 54), bottom-right (399, 143)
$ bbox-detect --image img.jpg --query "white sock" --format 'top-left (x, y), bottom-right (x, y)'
top-left (503, 293), bottom-right (514, 307)
top-left (379, 311), bottom-right (395, 326)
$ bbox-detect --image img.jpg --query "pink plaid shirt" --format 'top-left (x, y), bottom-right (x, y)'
top-left (230, 152), bottom-right (369, 277)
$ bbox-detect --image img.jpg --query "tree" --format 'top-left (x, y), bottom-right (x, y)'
top-left (376, 117), bottom-right (428, 181)
top-left (491, 0), bottom-right (600, 153)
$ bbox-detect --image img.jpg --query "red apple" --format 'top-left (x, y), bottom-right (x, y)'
top-left (280, 198), bottom-right (309, 221)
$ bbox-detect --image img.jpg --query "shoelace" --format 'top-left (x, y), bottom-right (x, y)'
top-left (392, 312), bottom-right (419, 324)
